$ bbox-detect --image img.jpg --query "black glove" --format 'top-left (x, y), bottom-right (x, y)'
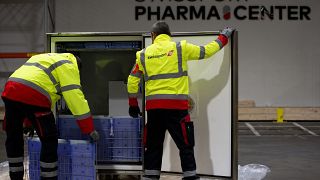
top-left (220, 27), bottom-right (234, 38)
top-left (129, 106), bottom-right (142, 118)
top-left (23, 126), bottom-right (35, 137)
top-left (89, 130), bottom-right (99, 142)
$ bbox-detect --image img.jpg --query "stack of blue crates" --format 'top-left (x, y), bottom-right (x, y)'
top-left (28, 138), bottom-right (96, 180)
top-left (57, 116), bottom-right (142, 164)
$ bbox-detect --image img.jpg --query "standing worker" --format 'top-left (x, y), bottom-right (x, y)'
top-left (1, 53), bottom-right (99, 180)
top-left (127, 21), bottom-right (233, 180)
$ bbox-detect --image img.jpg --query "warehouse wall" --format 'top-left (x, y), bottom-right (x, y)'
top-left (0, 0), bottom-right (46, 106)
top-left (0, 0), bottom-right (320, 107)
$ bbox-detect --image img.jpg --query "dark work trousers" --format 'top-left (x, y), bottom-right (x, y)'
top-left (2, 98), bottom-right (58, 180)
top-left (144, 109), bottom-right (197, 179)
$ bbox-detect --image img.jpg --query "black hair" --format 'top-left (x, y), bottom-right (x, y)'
top-left (151, 21), bottom-right (171, 36)
top-left (69, 52), bottom-right (81, 70)
top-left (73, 54), bottom-right (82, 70)
top-left (75, 56), bottom-right (82, 70)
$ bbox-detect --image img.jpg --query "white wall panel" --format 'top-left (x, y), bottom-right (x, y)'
top-left (0, 0), bottom-right (319, 107)
top-left (53, 0), bottom-right (320, 106)
top-left (145, 34), bottom-right (234, 177)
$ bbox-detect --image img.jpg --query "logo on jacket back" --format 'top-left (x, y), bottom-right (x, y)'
top-left (148, 50), bottom-right (175, 59)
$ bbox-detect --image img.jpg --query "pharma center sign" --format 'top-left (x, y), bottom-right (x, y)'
top-left (134, 0), bottom-right (311, 21)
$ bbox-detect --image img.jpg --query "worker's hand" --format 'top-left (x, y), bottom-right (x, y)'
top-left (220, 27), bottom-right (234, 38)
top-left (129, 106), bottom-right (142, 118)
top-left (89, 130), bottom-right (99, 142)
top-left (23, 126), bottom-right (35, 137)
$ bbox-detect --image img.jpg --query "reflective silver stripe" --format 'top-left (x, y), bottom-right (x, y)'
top-left (183, 170), bottom-right (197, 177)
top-left (47, 60), bottom-right (72, 72)
top-left (140, 49), bottom-right (148, 80)
top-left (24, 62), bottom-right (60, 93)
top-left (9, 166), bottom-right (24, 172)
top-left (146, 94), bottom-right (188, 100)
top-left (215, 39), bottom-right (223, 49)
top-left (8, 157), bottom-right (24, 163)
top-left (61, 84), bottom-right (81, 92)
top-left (147, 71), bottom-right (188, 80)
top-left (47, 60), bottom-right (72, 94)
top-left (24, 62), bottom-right (46, 69)
top-left (144, 169), bottom-right (161, 176)
top-left (40, 161), bottom-right (57, 168)
top-left (40, 170), bottom-right (58, 177)
top-left (8, 77), bottom-right (52, 104)
top-left (75, 112), bottom-right (91, 120)
top-left (128, 93), bottom-right (139, 98)
top-left (176, 42), bottom-right (183, 73)
top-left (24, 60), bottom-right (72, 94)
top-left (199, 46), bottom-right (205, 59)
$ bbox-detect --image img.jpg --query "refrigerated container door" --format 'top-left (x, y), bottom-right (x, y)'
top-left (48, 34), bottom-right (143, 116)
top-left (143, 32), bottom-right (237, 178)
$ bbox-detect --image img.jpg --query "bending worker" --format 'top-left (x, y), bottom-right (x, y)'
top-left (1, 53), bottom-right (99, 180)
top-left (127, 21), bottom-right (233, 180)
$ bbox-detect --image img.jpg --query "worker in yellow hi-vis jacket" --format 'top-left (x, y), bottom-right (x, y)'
top-left (127, 21), bottom-right (233, 180)
top-left (1, 53), bottom-right (99, 180)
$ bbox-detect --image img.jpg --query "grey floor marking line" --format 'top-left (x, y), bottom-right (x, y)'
top-left (245, 122), bottom-right (261, 136)
top-left (292, 122), bottom-right (319, 136)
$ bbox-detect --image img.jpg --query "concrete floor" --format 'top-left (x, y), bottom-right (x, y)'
top-left (1, 121), bottom-right (320, 179)
top-left (238, 122), bottom-right (320, 180)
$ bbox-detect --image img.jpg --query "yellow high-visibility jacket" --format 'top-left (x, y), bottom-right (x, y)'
top-left (127, 34), bottom-right (227, 110)
top-left (2, 53), bottom-right (94, 133)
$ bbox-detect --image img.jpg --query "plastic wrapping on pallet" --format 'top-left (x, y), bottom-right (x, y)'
top-left (0, 161), bottom-right (9, 179)
top-left (28, 138), bottom-right (96, 180)
top-left (238, 164), bottom-right (271, 180)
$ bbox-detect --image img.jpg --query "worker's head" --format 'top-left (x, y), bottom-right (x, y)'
top-left (151, 21), bottom-right (171, 43)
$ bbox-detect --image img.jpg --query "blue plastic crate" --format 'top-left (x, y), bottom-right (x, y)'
top-left (29, 171), bottom-right (39, 180)
top-left (102, 117), bottom-right (142, 162)
top-left (28, 138), bottom-right (96, 180)
top-left (57, 116), bottom-right (90, 140)
top-left (111, 147), bottom-right (142, 162)
top-left (57, 116), bottom-right (143, 163)
top-left (112, 137), bottom-right (141, 148)
top-left (57, 116), bottom-right (111, 140)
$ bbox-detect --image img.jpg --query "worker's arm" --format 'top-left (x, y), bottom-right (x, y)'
top-left (127, 59), bottom-right (143, 117)
top-left (56, 62), bottom-right (95, 135)
top-left (185, 27), bottom-right (233, 60)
